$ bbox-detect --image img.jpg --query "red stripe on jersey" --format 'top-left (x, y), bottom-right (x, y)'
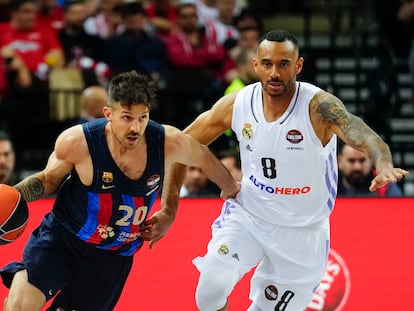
top-left (86, 193), bottom-right (114, 244)
top-left (131, 196), bottom-right (145, 236)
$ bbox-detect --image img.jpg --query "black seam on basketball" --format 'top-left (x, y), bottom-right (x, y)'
top-left (1, 194), bottom-right (29, 231)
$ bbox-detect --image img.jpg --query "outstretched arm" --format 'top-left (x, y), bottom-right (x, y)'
top-left (314, 91), bottom-right (409, 191)
top-left (141, 125), bottom-right (240, 249)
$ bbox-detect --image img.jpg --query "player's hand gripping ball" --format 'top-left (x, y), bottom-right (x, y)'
top-left (0, 184), bottom-right (29, 244)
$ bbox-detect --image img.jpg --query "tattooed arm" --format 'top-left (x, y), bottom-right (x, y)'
top-left (311, 91), bottom-right (409, 191)
top-left (14, 175), bottom-right (47, 202)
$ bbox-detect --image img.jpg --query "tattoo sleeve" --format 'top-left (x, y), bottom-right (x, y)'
top-left (317, 93), bottom-right (393, 166)
top-left (14, 177), bottom-right (46, 202)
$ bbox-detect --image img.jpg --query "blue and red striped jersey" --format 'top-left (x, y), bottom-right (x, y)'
top-left (52, 118), bottom-right (165, 256)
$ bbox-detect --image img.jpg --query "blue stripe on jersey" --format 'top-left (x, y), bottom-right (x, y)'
top-left (77, 192), bottom-right (100, 240)
top-left (251, 84), bottom-right (260, 123)
top-left (148, 190), bottom-right (158, 212)
top-left (328, 152), bottom-right (338, 184)
top-left (324, 151), bottom-right (338, 211)
top-left (213, 200), bottom-right (235, 228)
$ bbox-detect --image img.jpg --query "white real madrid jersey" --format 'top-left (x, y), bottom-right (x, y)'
top-left (231, 81), bottom-right (338, 227)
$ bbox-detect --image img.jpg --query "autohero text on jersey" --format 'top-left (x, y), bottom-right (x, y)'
top-left (249, 175), bottom-right (311, 195)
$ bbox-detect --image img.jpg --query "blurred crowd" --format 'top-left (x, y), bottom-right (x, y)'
top-left (0, 0), bottom-right (409, 196)
top-left (0, 0), bottom-right (263, 167)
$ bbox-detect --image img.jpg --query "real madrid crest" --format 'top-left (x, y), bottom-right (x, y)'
top-left (242, 123), bottom-right (253, 140)
top-left (217, 244), bottom-right (229, 255)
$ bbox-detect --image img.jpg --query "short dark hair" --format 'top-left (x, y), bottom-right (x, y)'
top-left (337, 140), bottom-right (346, 155)
top-left (10, 0), bottom-right (36, 11)
top-left (177, 2), bottom-right (196, 12)
top-left (258, 29), bottom-right (299, 51)
top-left (107, 71), bottom-right (157, 109)
top-left (120, 2), bottom-right (146, 18)
top-left (233, 8), bottom-right (264, 33)
top-left (62, 0), bottom-right (81, 13)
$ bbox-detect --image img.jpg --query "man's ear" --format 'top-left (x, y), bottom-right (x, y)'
top-left (103, 106), bottom-right (112, 120)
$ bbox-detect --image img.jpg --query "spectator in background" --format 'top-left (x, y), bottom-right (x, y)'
top-left (205, 0), bottom-right (239, 49)
top-left (104, 2), bottom-right (169, 83)
top-left (232, 7), bottom-right (263, 34)
top-left (36, 0), bottom-right (65, 35)
top-left (225, 48), bottom-right (257, 94)
top-left (0, 45), bottom-right (31, 97)
top-left (0, 130), bottom-right (19, 185)
top-left (180, 166), bottom-right (218, 197)
top-left (218, 148), bottom-right (241, 181)
top-left (164, 2), bottom-right (235, 128)
top-left (0, 0), bottom-right (12, 22)
top-left (0, 0), bottom-right (64, 78)
top-left (83, 0), bottom-right (124, 39)
top-left (0, 0), bottom-right (64, 157)
top-left (181, 0), bottom-right (218, 26)
top-left (337, 143), bottom-right (403, 197)
top-left (229, 26), bottom-right (261, 61)
top-left (144, 0), bottom-right (178, 40)
top-left (57, 0), bottom-right (107, 86)
top-left (78, 85), bottom-right (107, 123)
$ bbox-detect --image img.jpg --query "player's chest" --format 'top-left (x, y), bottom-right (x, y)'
top-left (112, 154), bottom-right (147, 181)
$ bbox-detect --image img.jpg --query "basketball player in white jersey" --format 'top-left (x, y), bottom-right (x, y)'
top-left (142, 29), bottom-right (409, 311)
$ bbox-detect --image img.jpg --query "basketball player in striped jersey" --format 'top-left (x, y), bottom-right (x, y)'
top-left (0, 71), bottom-right (239, 311)
top-left (151, 29), bottom-right (409, 311)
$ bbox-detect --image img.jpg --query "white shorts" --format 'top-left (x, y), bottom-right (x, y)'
top-left (193, 200), bottom-right (330, 311)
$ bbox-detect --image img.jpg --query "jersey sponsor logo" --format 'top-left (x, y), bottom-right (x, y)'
top-left (242, 123), bottom-right (254, 140)
top-left (264, 285), bottom-right (278, 300)
top-left (101, 184), bottom-right (115, 190)
top-left (97, 224), bottom-right (115, 239)
top-left (117, 231), bottom-right (140, 243)
top-left (249, 175), bottom-right (311, 195)
top-left (286, 129), bottom-right (303, 144)
top-left (96, 225), bottom-right (140, 243)
top-left (146, 174), bottom-right (161, 188)
top-left (286, 146), bottom-right (304, 151)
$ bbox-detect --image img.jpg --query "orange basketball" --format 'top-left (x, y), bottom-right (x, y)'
top-left (0, 184), bottom-right (29, 245)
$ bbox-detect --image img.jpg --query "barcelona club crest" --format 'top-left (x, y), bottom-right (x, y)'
top-left (102, 171), bottom-right (114, 183)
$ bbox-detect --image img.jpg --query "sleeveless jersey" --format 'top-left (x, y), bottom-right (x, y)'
top-left (232, 82), bottom-right (338, 227)
top-left (52, 118), bottom-right (165, 256)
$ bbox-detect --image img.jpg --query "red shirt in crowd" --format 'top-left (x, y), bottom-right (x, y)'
top-left (0, 22), bottom-right (62, 72)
